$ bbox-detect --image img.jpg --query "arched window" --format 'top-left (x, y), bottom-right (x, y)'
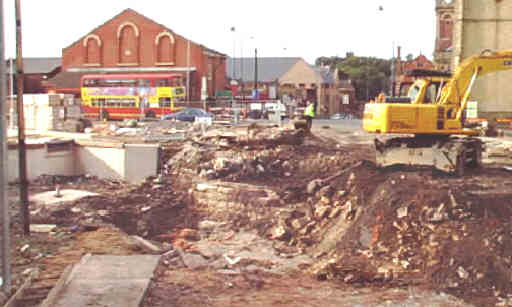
top-left (117, 22), bottom-right (139, 64)
top-left (83, 34), bottom-right (102, 65)
top-left (155, 31), bottom-right (175, 64)
top-left (439, 14), bottom-right (453, 50)
top-left (440, 14), bottom-right (453, 39)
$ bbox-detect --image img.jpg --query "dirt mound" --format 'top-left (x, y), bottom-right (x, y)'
top-left (306, 166), bottom-right (512, 306)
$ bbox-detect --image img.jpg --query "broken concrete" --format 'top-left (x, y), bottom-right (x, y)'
top-left (30, 189), bottom-right (99, 206)
top-left (50, 255), bottom-right (160, 307)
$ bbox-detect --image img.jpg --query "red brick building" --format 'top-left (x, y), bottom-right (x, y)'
top-left (49, 9), bottom-right (227, 100)
top-left (394, 47), bottom-right (436, 95)
top-left (6, 58), bottom-right (61, 95)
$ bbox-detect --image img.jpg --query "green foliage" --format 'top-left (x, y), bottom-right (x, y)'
top-left (315, 54), bottom-right (393, 101)
top-left (315, 56), bottom-right (344, 68)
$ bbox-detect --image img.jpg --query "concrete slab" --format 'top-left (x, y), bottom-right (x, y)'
top-left (52, 255), bottom-right (160, 307)
top-left (30, 189), bottom-right (99, 206)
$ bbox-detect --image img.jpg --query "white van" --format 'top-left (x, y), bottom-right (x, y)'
top-left (264, 103), bottom-right (288, 120)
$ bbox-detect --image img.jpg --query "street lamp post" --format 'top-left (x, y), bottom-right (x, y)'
top-left (391, 51), bottom-right (396, 96)
top-left (254, 48), bottom-right (258, 100)
top-left (363, 58), bottom-right (369, 101)
top-left (240, 37), bottom-right (244, 112)
top-left (230, 27), bottom-right (236, 79)
top-left (378, 5), bottom-right (396, 96)
top-left (230, 26), bottom-right (236, 113)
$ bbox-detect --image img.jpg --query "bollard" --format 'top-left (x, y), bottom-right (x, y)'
top-left (54, 185), bottom-right (62, 198)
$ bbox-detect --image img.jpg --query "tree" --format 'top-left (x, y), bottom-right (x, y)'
top-left (336, 56), bottom-right (391, 101)
top-left (315, 56), bottom-right (344, 69)
top-left (314, 54), bottom-right (392, 101)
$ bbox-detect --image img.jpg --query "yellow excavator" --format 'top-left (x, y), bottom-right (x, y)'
top-left (363, 49), bottom-right (512, 175)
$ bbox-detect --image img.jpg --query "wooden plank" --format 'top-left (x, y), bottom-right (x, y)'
top-left (3, 269), bottom-right (38, 307)
top-left (23, 284), bottom-right (54, 292)
top-left (17, 294), bottom-right (48, 301)
top-left (39, 264), bottom-right (74, 307)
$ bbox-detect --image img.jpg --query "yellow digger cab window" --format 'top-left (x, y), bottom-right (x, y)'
top-left (425, 83), bottom-right (438, 103)
top-left (409, 85), bottom-right (421, 102)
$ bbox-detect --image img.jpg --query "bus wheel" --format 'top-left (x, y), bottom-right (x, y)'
top-left (145, 110), bottom-right (156, 118)
top-left (100, 109), bottom-right (109, 121)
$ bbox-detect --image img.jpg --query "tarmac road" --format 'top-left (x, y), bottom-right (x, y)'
top-left (314, 118), bottom-right (363, 132)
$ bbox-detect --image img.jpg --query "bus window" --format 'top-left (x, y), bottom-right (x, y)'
top-left (137, 79), bottom-right (150, 87)
top-left (83, 79), bottom-right (98, 87)
top-left (156, 79), bottom-right (171, 87)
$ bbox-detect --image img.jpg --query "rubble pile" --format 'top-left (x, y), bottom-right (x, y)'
top-left (304, 170), bottom-right (512, 304)
top-left (160, 124), bottom-right (512, 305)
top-left (166, 126), bottom-right (347, 185)
top-left (7, 122), bottom-right (512, 306)
top-left (484, 139), bottom-right (512, 166)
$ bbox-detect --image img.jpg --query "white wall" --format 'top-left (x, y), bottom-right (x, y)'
top-left (8, 145), bottom-right (76, 182)
top-left (124, 144), bottom-right (159, 184)
top-left (8, 142), bottom-right (159, 184)
top-left (75, 146), bottom-right (126, 181)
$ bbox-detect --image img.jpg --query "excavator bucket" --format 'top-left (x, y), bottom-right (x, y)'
top-left (374, 137), bottom-right (483, 175)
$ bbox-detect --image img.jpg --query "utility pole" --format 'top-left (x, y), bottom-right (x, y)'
top-left (15, 0), bottom-right (29, 236)
top-left (254, 48), bottom-right (258, 99)
top-left (9, 59), bottom-right (13, 130)
top-left (240, 41), bottom-right (245, 116)
top-left (0, 0), bottom-right (12, 294)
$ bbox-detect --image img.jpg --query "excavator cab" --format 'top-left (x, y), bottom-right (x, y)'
top-left (409, 79), bottom-right (444, 104)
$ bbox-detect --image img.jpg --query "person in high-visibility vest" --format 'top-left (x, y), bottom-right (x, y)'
top-left (304, 101), bottom-right (315, 132)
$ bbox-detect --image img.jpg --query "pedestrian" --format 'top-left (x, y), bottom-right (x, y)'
top-left (304, 101), bottom-right (315, 132)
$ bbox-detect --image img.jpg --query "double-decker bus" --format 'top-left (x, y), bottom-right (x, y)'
top-left (80, 73), bottom-right (185, 120)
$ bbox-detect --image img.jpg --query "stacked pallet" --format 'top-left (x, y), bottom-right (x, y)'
top-left (10, 94), bottom-right (78, 131)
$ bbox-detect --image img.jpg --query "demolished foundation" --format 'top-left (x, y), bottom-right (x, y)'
top-left (7, 139), bottom-right (159, 184)
top-left (6, 122), bottom-right (512, 306)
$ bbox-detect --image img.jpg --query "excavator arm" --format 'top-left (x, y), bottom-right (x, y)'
top-left (439, 49), bottom-right (512, 119)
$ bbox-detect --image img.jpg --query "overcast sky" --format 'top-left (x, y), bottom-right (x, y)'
top-left (3, 0), bottom-right (436, 64)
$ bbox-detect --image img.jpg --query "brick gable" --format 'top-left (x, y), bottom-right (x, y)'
top-left (60, 9), bottom-right (227, 100)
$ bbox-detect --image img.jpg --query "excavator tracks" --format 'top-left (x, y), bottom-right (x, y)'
top-left (374, 136), bottom-right (483, 176)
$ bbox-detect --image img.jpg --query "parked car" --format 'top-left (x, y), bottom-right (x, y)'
top-left (162, 107), bottom-right (214, 122)
top-left (330, 113), bottom-right (353, 120)
top-left (264, 103), bottom-right (288, 120)
top-left (247, 109), bottom-right (263, 119)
